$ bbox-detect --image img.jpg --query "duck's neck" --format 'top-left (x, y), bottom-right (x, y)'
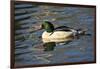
top-left (43, 22), bottom-right (54, 33)
top-left (45, 28), bottom-right (54, 33)
top-left (45, 29), bottom-right (54, 36)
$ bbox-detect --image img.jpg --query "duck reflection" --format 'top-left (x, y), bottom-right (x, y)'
top-left (43, 42), bottom-right (56, 51)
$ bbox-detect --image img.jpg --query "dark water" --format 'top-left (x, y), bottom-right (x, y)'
top-left (14, 3), bottom-right (95, 66)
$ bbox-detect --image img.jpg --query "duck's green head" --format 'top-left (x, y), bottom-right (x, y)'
top-left (41, 21), bottom-right (54, 33)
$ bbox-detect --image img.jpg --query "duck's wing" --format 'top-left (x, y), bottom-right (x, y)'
top-left (54, 26), bottom-right (73, 31)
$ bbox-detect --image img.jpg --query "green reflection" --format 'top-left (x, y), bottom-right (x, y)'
top-left (43, 42), bottom-right (56, 51)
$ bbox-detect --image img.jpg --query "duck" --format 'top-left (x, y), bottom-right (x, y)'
top-left (40, 20), bottom-right (86, 43)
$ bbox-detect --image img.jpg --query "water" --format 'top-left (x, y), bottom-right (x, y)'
top-left (14, 3), bottom-right (95, 66)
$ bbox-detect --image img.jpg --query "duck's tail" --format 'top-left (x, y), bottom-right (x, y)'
top-left (71, 28), bottom-right (87, 39)
top-left (77, 29), bottom-right (87, 35)
top-left (76, 28), bottom-right (91, 36)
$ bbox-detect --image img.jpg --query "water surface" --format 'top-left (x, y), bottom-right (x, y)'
top-left (14, 3), bottom-right (95, 66)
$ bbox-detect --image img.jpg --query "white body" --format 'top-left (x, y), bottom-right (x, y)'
top-left (42, 31), bottom-right (74, 43)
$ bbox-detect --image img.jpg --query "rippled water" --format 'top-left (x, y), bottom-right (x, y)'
top-left (14, 3), bottom-right (95, 66)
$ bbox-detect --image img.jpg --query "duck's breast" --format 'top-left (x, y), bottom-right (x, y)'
top-left (42, 31), bottom-right (73, 43)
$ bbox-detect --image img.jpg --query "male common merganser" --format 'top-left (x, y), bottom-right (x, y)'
top-left (41, 21), bottom-right (86, 43)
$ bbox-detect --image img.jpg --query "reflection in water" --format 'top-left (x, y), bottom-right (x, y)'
top-left (43, 42), bottom-right (56, 51)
